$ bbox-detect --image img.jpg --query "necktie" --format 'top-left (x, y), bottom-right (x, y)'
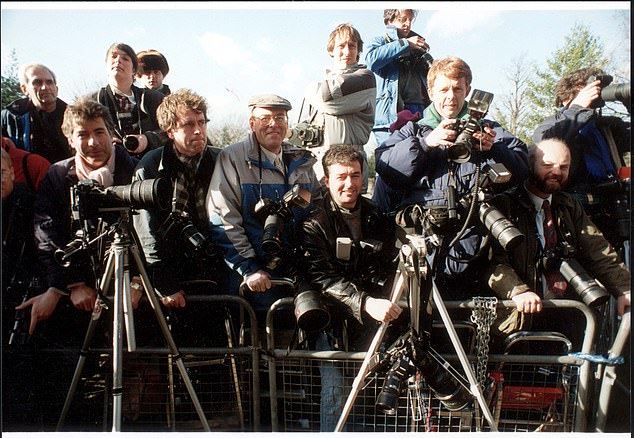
top-left (116, 94), bottom-right (131, 113)
top-left (542, 200), bottom-right (567, 297)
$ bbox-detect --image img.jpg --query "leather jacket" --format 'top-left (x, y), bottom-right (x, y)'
top-left (485, 184), bottom-right (630, 300)
top-left (299, 194), bottom-right (398, 325)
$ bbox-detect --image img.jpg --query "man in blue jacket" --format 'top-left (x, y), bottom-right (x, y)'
top-left (373, 56), bottom-right (528, 300)
top-left (365, 9), bottom-right (433, 150)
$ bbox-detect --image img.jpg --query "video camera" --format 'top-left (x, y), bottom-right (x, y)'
top-left (373, 327), bottom-right (471, 414)
top-left (541, 241), bottom-right (609, 307)
top-left (448, 90), bottom-right (494, 163)
top-left (587, 74), bottom-right (631, 108)
top-left (287, 121), bottom-right (324, 148)
top-left (253, 184), bottom-right (311, 270)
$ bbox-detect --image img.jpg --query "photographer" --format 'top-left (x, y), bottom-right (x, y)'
top-left (91, 42), bottom-right (164, 157)
top-left (17, 97), bottom-right (138, 336)
top-left (365, 9), bottom-right (432, 151)
top-left (207, 94), bottom-right (322, 322)
top-left (133, 88), bottom-right (221, 309)
top-left (373, 56), bottom-right (528, 300)
top-left (136, 49), bottom-right (171, 96)
top-left (485, 139), bottom-right (630, 348)
top-left (298, 145), bottom-right (402, 431)
top-left (299, 23), bottom-right (376, 191)
top-left (533, 67), bottom-right (630, 251)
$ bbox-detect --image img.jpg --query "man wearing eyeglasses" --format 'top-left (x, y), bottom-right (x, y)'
top-left (207, 94), bottom-right (322, 322)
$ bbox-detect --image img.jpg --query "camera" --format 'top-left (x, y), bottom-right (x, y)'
top-left (287, 121), bottom-right (324, 148)
top-left (448, 89), bottom-right (494, 163)
top-left (374, 328), bottom-right (471, 414)
top-left (587, 74), bottom-right (631, 108)
top-left (123, 135), bottom-right (139, 152)
top-left (294, 288), bottom-right (330, 332)
top-left (71, 178), bottom-right (172, 220)
top-left (158, 212), bottom-right (215, 257)
top-left (474, 163), bottom-right (525, 251)
top-left (253, 184), bottom-right (311, 270)
top-left (541, 242), bottom-right (609, 307)
top-left (398, 47), bottom-right (434, 71)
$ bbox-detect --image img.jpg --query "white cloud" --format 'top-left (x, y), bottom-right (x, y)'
top-left (255, 37), bottom-right (275, 54)
top-left (425, 9), bottom-right (502, 39)
top-left (199, 32), bottom-right (261, 76)
top-left (282, 61), bottom-right (302, 82)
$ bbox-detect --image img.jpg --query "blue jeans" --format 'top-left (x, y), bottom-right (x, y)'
top-left (316, 332), bottom-right (344, 432)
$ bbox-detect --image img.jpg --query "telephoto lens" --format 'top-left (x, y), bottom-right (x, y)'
top-left (559, 259), bottom-right (610, 307)
top-left (375, 355), bottom-right (413, 415)
top-left (293, 290), bottom-right (330, 332)
top-left (479, 202), bottom-right (525, 251)
top-left (414, 351), bottom-right (472, 411)
top-left (123, 135), bottom-right (139, 151)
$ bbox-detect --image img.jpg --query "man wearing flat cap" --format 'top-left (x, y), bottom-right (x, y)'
top-left (207, 94), bottom-right (322, 322)
top-left (137, 49), bottom-right (171, 96)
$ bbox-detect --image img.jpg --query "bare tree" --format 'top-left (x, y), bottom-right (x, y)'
top-left (206, 113), bottom-right (249, 148)
top-left (493, 52), bottom-right (535, 144)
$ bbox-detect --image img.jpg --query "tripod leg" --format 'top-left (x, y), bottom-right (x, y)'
top-left (57, 249), bottom-right (115, 431)
top-left (129, 244), bottom-right (211, 432)
top-left (111, 245), bottom-right (127, 431)
top-left (334, 272), bottom-right (406, 432)
top-left (430, 278), bottom-right (498, 431)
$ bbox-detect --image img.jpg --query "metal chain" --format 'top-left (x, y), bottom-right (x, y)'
top-left (470, 297), bottom-right (498, 390)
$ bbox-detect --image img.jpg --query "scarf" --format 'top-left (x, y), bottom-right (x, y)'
top-left (418, 101), bottom-right (469, 129)
top-left (172, 149), bottom-right (206, 224)
top-left (74, 146), bottom-right (116, 187)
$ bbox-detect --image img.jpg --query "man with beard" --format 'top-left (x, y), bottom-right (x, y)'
top-left (484, 139), bottom-right (629, 349)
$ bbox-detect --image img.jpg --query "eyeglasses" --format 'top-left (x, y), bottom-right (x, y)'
top-left (253, 114), bottom-right (288, 125)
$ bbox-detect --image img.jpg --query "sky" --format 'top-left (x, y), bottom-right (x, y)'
top-left (0, 1), bottom-right (631, 128)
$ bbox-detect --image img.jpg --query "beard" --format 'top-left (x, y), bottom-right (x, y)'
top-left (529, 173), bottom-right (567, 194)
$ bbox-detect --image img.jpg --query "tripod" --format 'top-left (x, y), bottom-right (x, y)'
top-left (56, 209), bottom-right (210, 431)
top-left (334, 233), bottom-right (498, 432)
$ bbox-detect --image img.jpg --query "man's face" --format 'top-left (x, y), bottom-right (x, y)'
top-left (68, 118), bottom-right (114, 170)
top-left (106, 48), bottom-right (136, 85)
top-left (324, 161), bottom-right (362, 209)
top-left (330, 34), bottom-right (359, 69)
top-left (389, 10), bottom-right (414, 38)
top-left (140, 70), bottom-right (164, 90)
top-left (167, 107), bottom-right (207, 157)
top-left (430, 74), bottom-right (470, 119)
top-left (21, 67), bottom-right (58, 111)
top-left (530, 140), bottom-right (571, 196)
top-left (1, 158), bottom-right (14, 200)
top-left (249, 108), bottom-right (288, 153)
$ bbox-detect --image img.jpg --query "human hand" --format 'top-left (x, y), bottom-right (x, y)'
top-left (245, 270), bottom-right (272, 293)
top-left (15, 287), bottom-right (64, 335)
top-left (68, 282), bottom-right (97, 312)
top-left (569, 80), bottom-right (602, 108)
top-left (471, 125), bottom-right (496, 152)
top-left (511, 291), bottom-right (542, 313)
top-left (424, 118), bottom-right (458, 148)
top-left (364, 297), bottom-right (402, 323)
top-left (160, 291), bottom-right (186, 308)
top-left (406, 35), bottom-right (429, 52)
top-left (130, 276), bottom-right (143, 309)
top-left (617, 293), bottom-right (630, 317)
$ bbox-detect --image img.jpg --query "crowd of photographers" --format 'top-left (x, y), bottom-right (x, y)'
top-left (1, 8), bottom-right (630, 431)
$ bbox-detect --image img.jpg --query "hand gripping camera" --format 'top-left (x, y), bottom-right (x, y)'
top-left (448, 90), bottom-right (494, 163)
top-left (253, 184), bottom-right (311, 270)
top-left (587, 74), bottom-right (631, 109)
top-left (541, 241), bottom-right (609, 307)
top-left (287, 121), bottom-right (324, 148)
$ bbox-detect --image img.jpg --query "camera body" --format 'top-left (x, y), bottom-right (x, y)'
top-left (253, 184), bottom-right (311, 270)
top-left (541, 241), bottom-right (609, 307)
top-left (448, 89), bottom-right (494, 163)
top-left (158, 212), bottom-right (215, 257)
top-left (398, 48), bottom-right (434, 71)
top-left (587, 74), bottom-right (631, 108)
top-left (287, 121), bottom-right (324, 148)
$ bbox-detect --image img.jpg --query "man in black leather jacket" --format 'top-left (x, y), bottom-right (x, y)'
top-left (299, 144), bottom-right (402, 431)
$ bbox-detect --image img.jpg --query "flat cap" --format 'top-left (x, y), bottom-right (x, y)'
top-left (248, 94), bottom-right (292, 111)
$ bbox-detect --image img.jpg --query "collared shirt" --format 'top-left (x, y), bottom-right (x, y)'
top-left (526, 184), bottom-right (553, 295)
top-left (259, 145), bottom-right (285, 174)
